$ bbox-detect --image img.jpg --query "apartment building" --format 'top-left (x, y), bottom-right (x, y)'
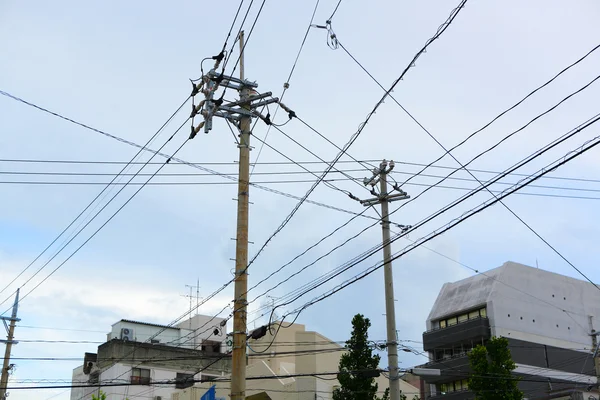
top-left (420, 261), bottom-right (600, 400)
top-left (70, 314), bottom-right (230, 400)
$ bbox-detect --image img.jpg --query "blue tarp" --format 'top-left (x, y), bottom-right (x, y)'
top-left (200, 385), bottom-right (216, 400)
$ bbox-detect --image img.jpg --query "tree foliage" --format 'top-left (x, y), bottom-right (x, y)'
top-left (333, 314), bottom-right (390, 400)
top-left (91, 390), bottom-right (127, 400)
top-left (468, 337), bottom-right (523, 400)
top-left (91, 391), bottom-right (106, 400)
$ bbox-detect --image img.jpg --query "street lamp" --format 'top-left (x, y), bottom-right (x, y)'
top-left (405, 368), bottom-right (441, 377)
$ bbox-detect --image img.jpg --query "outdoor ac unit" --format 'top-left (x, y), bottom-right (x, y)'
top-left (120, 327), bottom-right (134, 341)
top-left (154, 396), bottom-right (162, 400)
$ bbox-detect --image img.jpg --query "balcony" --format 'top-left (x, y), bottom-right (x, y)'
top-left (423, 317), bottom-right (490, 352)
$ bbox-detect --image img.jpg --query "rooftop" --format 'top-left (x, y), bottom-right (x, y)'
top-left (112, 319), bottom-right (181, 330)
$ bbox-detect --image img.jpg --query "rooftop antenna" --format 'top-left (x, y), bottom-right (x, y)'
top-left (181, 280), bottom-right (201, 329)
top-left (536, 259), bottom-right (539, 269)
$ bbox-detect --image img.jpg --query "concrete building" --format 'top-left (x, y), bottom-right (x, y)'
top-left (171, 322), bottom-right (420, 400)
top-left (70, 315), bottom-right (230, 400)
top-left (420, 261), bottom-right (600, 400)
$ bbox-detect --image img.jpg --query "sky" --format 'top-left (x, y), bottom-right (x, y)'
top-left (1, 0), bottom-right (600, 399)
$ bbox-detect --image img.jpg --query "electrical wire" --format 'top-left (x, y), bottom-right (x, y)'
top-left (278, 124), bottom-right (600, 322)
top-left (334, 37), bottom-right (600, 290)
top-left (0, 97), bottom-right (191, 302)
top-left (5, 370), bottom-right (586, 391)
top-left (327, 0), bottom-right (343, 21)
top-left (250, 0), bottom-right (321, 176)
top-left (6, 179), bottom-right (600, 201)
top-left (2, 158), bottom-right (600, 185)
top-left (240, 0), bottom-right (470, 273)
top-left (1, 135), bottom-right (192, 315)
top-left (255, 112), bottom-right (600, 325)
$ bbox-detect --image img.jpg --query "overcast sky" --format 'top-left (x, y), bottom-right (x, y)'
top-left (1, 1), bottom-right (600, 399)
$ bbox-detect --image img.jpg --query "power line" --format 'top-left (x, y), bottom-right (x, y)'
top-left (278, 120), bottom-right (600, 321)
top-left (257, 113), bottom-right (600, 325)
top-left (4, 369), bottom-right (582, 391)
top-left (335, 36), bottom-right (600, 290)
top-left (1, 137), bottom-right (192, 315)
top-left (243, 0), bottom-right (469, 274)
top-left (250, 0), bottom-right (321, 176)
top-left (15, 325), bottom-right (106, 333)
top-left (327, 0), bottom-right (343, 21)
top-left (0, 97), bottom-right (190, 302)
top-left (5, 178), bottom-right (600, 200)
top-left (2, 158), bottom-right (600, 185)
top-left (400, 42), bottom-right (600, 188)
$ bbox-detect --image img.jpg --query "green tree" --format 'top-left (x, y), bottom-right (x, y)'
top-left (468, 337), bottom-right (523, 400)
top-left (91, 390), bottom-right (128, 400)
top-left (91, 391), bottom-right (106, 400)
top-left (333, 314), bottom-right (391, 400)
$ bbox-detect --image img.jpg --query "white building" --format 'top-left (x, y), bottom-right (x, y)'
top-left (70, 315), bottom-right (230, 400)
top-left (420, 261), bottom-right (600, 400)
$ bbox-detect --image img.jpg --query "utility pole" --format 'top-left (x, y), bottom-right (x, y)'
top-left (0, 289), bottom-right (20, 400)
top-left (190, 31), bottom-right (281, 400)
top-left (359, 161), bottom-right (409, 400)
top-left (589, 316), bottom-right (600, 386)
top-left (231, 30), bottom-right (251, 400)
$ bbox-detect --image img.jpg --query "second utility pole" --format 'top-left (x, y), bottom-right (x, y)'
top-left (0, 288), bottom-right (20, 400)
top-left (231, 30), bottom-right (251, 400)
top-left (360, 161), bottom-right (409, 400)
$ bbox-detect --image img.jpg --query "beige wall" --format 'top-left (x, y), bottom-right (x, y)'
top-left (172, 322), bottom-right (419, 400)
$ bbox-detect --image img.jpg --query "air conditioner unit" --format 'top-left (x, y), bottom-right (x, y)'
top-left (120, 327), bottom-right (134, 341)
top-left (154, 396), bottom-right (162, 400)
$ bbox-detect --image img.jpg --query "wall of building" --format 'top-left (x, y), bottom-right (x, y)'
top-left (110, 320), bottom-right (182, 346)
top-left (423, 261), bottom-right (600, 399)
top-left (70, 366), bottom-right (97, 400)
top-left (246, 323), bottom-right (418, 400)
top-left (487, 262), bottom-right (600, 350)
top-left (175, 315), bottom-right (228, 351)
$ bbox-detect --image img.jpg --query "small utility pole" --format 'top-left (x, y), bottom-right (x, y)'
top-left (0, 289), bottom-right (20, 400)
top-left (191, 31), bottom-right (280, 400)
top-left (359, 161), bottom-right (409, 400)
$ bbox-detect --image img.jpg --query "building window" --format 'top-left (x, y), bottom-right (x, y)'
top-left (435, 307), bottom-right (487, 330)
top-left (131, 368), bottom-right (151, 385)
top-left (438, 379), bottom-right (469, 394)
top-left (175, 373), bottom-right (194, 389)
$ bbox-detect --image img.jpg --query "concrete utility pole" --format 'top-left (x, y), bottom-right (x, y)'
top-left (191, 31), bottom-right (280, 400)
top-left (589, 316), bottom-right (600, 385)
top-left (231, 30), bottom-right (251, 400)
top-left (359, 161), bottom-right (409, 400)
top-left (0, 289), bottom-right (20, 400)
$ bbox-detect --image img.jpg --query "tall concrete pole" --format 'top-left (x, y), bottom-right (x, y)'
top-left (379, 163), bottom-right (401, 400)
top-left (358, 161), bottom-right (409, 400)
top-left (0, 289), bottom-right (20, 400)
top-left (231, 30), bottom-right (250, 400)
